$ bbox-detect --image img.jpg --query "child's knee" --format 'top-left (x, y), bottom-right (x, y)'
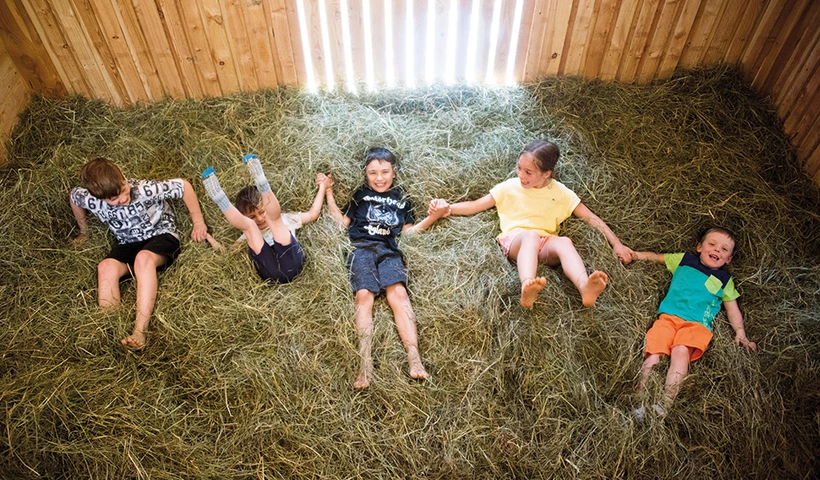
top-left (670, 345), bottom-right (692, 362)
top-left (98, 258), bottom-right (124, 278)
top-left (642, 353), bottom-right (661, 369)
top-left (553, 236), bottom-right (575, 250)
top-left (386, 284), bottom-right (409, 304)
top-left (133, 250), bottom-right (162, 272)
top-left (355, 289), bottom-right (375, 307)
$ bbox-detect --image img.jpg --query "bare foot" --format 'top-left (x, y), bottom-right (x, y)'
top-left (354, 359), bottom-right (373, 389)
top-left (121, 330), bottom-right (146, 350)
top-left (520, 277), bottom-right (547, 308)
top-left (407, 346), bottom-right (429, 380)
top-left (581, 270), bottom-right (608, 306)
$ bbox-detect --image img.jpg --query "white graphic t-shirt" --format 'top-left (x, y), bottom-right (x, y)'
top-left (71, 178), bottom-right (185, 244)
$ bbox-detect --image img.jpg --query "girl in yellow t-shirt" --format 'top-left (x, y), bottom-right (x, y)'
top-left (430, 140), bottom-right (635, 308)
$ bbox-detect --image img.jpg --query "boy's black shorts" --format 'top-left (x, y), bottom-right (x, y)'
top-left (248, 233), bottom-right (305, 283)
top-left (106, 233), bottom-right (181, 272)
top-left (347, 240), bottom-right (407, 294)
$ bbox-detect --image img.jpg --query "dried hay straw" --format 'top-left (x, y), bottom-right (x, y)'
top-left (1, 65), bottom-right (818, 479)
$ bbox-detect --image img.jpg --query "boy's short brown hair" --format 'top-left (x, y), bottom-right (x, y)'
top-left (80, 158), bottom-right (125, 199)
top-left (235, 185), bottom-right (262, 215)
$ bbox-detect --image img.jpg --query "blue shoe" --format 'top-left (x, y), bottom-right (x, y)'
top-left (242, 153), bottom-right (258, 163)
top-left (202, 167), bottom-right (216, 178)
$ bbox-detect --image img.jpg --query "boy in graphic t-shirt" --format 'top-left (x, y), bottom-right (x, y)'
top-left (325, 147), bottom-right (448, 389)
top-left (70, 158), bottom-right (209, 349)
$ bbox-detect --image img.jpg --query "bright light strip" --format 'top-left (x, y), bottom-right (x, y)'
top-left (317, 0), bottom-right (335, 91)
top-left (362, 0), bottom-right (376, 91)
top-left (465, 0), bottom-right (480, 84)
top-left (405, 0), bottom-right (414, 88)
top-left (425, 0), bottom-right (435, 85)
top-left (485, 0), bottom-right (502, 85)
top-left (384, 0), bottom-right (394, 87)
top-left (505, 0), bottom-right (524, 85)
top-left (295, 0), bottom-right (317, 93)
top-left (444, 0), bottom-right (458, 84)
top-left (340, 0), bottom-right (357, 94)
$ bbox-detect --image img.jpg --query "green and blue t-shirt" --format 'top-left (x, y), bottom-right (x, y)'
top-left (657, 252), bottom-right (739, 330)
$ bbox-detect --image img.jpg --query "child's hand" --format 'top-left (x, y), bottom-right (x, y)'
top-left (317, 172), bottom-right (334, 189)
top-left (428, 199), bottom-right (451, 218)
top-left (191, 221), bottom-right (208, 242)
top-left (735, 334), bottom-right (757, 352)
top-left (71, 232), bottom-right (88, 248)
top-left (613, 244), bottom-right (635, 264)
top-left (205, 233), bottom-right (223, 251)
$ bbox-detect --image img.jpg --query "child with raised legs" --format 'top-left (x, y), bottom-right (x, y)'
top-left (69, 157), bottom-right (209, 349)
top-left (325, 147), bottom-right (447, 389)
top-left (431, 139), bottom-right (634, 308)
top-left (201, 154), bottom-right (330, 283)
top-left (632, 226), bottom-right (756, 419)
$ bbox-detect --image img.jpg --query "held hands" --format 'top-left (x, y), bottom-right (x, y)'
top-left (613, 243), bottom-right (636, 265)
top-left (428, 199), bottom-right (451, 219)
top-left (316, 172), bottom-right (334, 189)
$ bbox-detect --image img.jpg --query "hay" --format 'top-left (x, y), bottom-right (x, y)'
top-left (1, 65), bottom-right (818, 478)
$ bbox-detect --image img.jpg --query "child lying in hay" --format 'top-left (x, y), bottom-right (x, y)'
top-left (632, 226), bottom-right (757, 419)
top-left (69, 157), bottom-right (209, 349)
top-left (325, 147), bottom-right (448, 389)
top-left (201, 154), bottom-right (329, 283)
top-left (432, 139), bottom-right (633, 308)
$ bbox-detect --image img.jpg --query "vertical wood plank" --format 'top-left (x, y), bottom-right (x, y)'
top-left (198, 0), bottom-right (240, 94)
top-left (656, 0), bottom-right (701, 79)
top-left (738, 0), bottom-right (787, 83)
top-left (545, 0), bottom-right (572, 75)
top-left (583, 0), bottom-right (620, 80)
top-left (0, 42), bottom-right (31, 164)
top-left (617, 0), bottom-right (658, 82)
top-left (388, 0), bottom-right (406, 87)
top-left (774, 13), bottom-right (820, 120)
top-left (153, 0), bottom-right (203, 98)
top-left (563, 0), bottom-right (594, 76)
top-left (724, 0), bottom-right (763, 63)
top-left (510, 0), bottom-right (535, 83)
top-left (523, 0), bottom-right (549, 82)
top-left (366, 0), bottom-right (384, 86)
top-left (110, 0), bottom-right (164, 99)
top-left (129, 0), bottom-right (186, 98)
top-left (218, 0), bottom-right (258, 92)
top-left (784, 63), bottom-right (820, 145)
top-left (600, 0), bottom-right (640, 81)
top-left (700, 0), bottom-right (743, 64)
top-left (22, 0), bottom-right (92, 94)
top-left (636, 0), bottom-right (680, 82)
top-left (176, 0), bottom-right (222, 97)
top-left (751, 0), bottom-right (810, 90)
top-left (0, 0), bottom-right (67, 96)
top-left (272, 0), bottom-right (300, 86)
top-left (242, 0), bottom-right (278, 89)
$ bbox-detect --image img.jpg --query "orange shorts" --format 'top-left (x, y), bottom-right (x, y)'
top-left (644, 313), bottom-right (713, 362)
top-left (497, 230), bottom-right (552, 256)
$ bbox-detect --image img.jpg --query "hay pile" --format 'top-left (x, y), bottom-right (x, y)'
top-left (1, 65), bottom-right (818, 479)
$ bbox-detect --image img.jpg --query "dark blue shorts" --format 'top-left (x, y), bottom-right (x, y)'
top-left (248, 233), bottom-right (305, 283)
top-left (347, 240), bottom-right (407, 294)
top-left (106, 233), bottom-right (181, 270)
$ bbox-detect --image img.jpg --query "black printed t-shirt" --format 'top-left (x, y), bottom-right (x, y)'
top-left (343, 185), bottom-right (415, 250)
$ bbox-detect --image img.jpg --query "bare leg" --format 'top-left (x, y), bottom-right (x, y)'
top-left (353, 289), bottom-right (375, 389)
top-left (201, 168), bottom-right (267, 254)
top-left (97, 258), bottom-right (129, 308)
top-left (259, 189), bottom-right (294, 247)
top-left (638, 353), bottom-right (661, 393)
top-left (538, 236), bottom-right (607, 306)
top-left (385, 284), bottom-right (429, 381)
top-left (121, 250), bottom-right (168, 349)
top-left (664, 345), bottom-right (692, 404)
top-left (506, 230), bottom-right (547, 308)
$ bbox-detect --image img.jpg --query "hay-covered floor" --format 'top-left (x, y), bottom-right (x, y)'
top-left (1, 66), bottom-right (818, 479)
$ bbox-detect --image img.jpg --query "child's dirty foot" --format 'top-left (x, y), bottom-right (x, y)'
top-left (121, 330), bottom-right (146, 350)
top-left (407, 347), bottom-right (429, 381)
top-left (520, 277), bottom-right (547, 308)
top-left (354, 359), bottom-right (373, 389)
top-left (581, 271), bottom-right (608, 306)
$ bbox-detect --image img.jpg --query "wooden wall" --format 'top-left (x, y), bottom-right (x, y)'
top-left (0, 20), bottom-right (32, 163)
top-left (0, 0), bottom-right (817, 182)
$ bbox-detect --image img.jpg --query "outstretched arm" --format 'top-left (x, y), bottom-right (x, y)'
top-left (431, 193), bottom-right (495, 217)
top-left (573, 202), bottom-right (634, 264)
top-left (181, 179), bottom-right (208, 242)
top-left (404, 200), bottom-right (450, 234)
top-left (724, 300), bottom-right (756, 351)
top-left (325, 183), bottom-right (350, 228)
top-left (631, 251), bottom-right (665, 263)
top-left (301, 173), bottom-right (332, 224)
top-left (69, 194), bottom-right (89, 244)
